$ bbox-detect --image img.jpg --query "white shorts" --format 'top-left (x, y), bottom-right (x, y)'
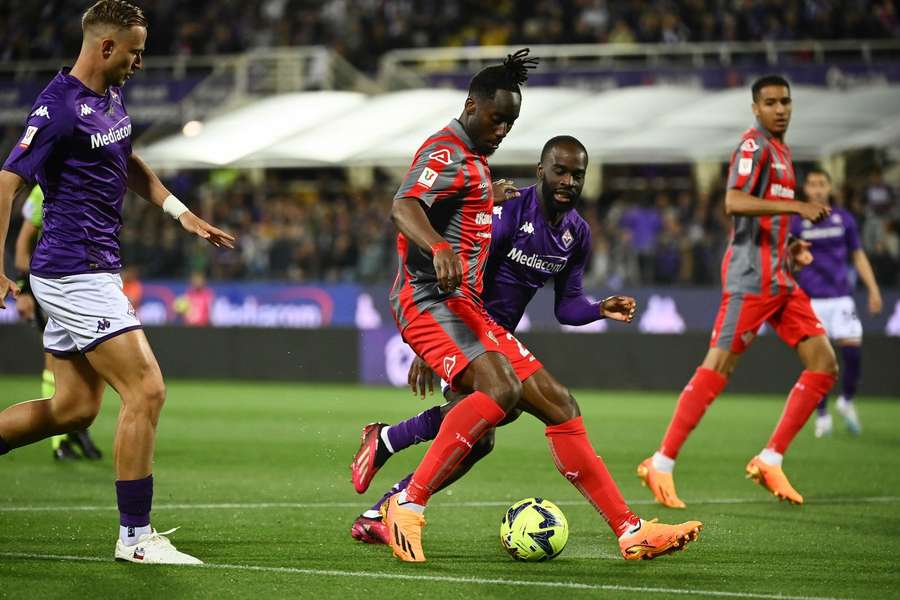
top-left (809, 296), bottom-right (863, 341)
top-left (30, 272), bottom-right (142, 356)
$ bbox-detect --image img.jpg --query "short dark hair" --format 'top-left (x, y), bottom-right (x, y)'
top-left (540, 135), bottom-right (588, 162)
top-left (468, 48), bottom-right (539, 100)
top-left (82, 0), bottom-right (148, 33)
top-left (805, 167), bottom-right (832, 183)
top-left (751, 74), bottom-right (791, 102)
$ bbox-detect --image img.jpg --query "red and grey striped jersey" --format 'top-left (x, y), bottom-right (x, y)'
top-left (390, 119), bottom-right (493, 331)
top-left (721, 122), bottom-right (798, 295)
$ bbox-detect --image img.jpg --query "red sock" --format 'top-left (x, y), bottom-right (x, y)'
top-left (767, 371), bottom-right (836, 454)
top-left (546, 416), bottom-right (639, 537)
top-left (405, 391), bottom-right (505, 505)
top-left (660, 367), bottom-right (727, 459)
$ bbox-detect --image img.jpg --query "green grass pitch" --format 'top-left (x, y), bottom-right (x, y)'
top-left (1, 376), bottom-right (898, 599)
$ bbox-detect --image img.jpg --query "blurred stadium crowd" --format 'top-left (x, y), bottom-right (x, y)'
top-left (116, 166), bottom-right (899, 288)
top-left (3, 1), bottom-right (899, 70)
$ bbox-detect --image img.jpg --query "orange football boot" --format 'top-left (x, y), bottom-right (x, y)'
top-left (381, 494), bottom-right (426, 562)
top-left (637, 457), bottom-right (687, 509)
top-left (745, 456), bottom-right (803, 504)
top-left (619, 518), bottom-right (703, 560)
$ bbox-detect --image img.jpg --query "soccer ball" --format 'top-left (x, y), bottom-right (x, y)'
top-left (499, 497), bottom-right (568, 561)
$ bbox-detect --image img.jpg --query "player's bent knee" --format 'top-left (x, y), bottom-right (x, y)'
top-left (54, 401), bottom-right (100, 431)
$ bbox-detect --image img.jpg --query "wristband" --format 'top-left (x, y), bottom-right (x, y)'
top-left (430, 241), bottom-right (451, 255)
top-left (162, 194), bottom-right (189, 220)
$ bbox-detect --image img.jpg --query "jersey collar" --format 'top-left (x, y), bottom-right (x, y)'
top-left (447, 119), bottom-right (480, 155)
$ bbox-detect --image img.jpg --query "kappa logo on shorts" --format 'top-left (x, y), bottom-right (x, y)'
top-left (740, 331), bottom-right (755, 346)
top-left (95, 318), bottom-right (111, 333)
top-left (443, 354), bottom-right (457, 379)
top-left (486, 330), bottom-right (499, 346)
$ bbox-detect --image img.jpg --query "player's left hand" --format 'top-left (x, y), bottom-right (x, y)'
top-left (601, 295), bottom-right (637, 323)
top-left (492, 179), bottom-right (520, 204)
top-left (0, 274), bottom-right (20, 308)
top-left (868, 289), bottom-right (883, 315)
top-left (178, 212), bottom-right (237, 248)
top-left (789, 239), bottom-right (813, 268)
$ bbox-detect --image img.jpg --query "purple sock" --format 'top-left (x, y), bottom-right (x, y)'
top-left (371, 473), bottom-right (413, 514)
top-left (116, 475), bottom-right (153, 527)
top-left (386, 406), bottom-right (442, 452)
top-left (0, 434), bottom-right (9, 455)
top-left (816, 395), bottom-right (828, 416)
top-left (840, 345), bottom-right (861, 400)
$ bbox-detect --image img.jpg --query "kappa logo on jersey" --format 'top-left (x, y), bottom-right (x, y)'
top-left (443, 354), bottom-right (457, 379)
top-left (475, 212), bottom-right (492, 225)
top-left (740, 138), bottom-right (759, 152)
top-left (520, 221), bottom-right (535, 234)
top-left (18, 126), bottom-right (38, 148)
top-left (738, 157), bottom-right (754, 176)
top-left (492, 206), bottom-right (503, 219)
top-left (428, 148), bottom-right (452, 165)
top-left (80, 103), bottom-right (95, 117)
top-left (30, 105), bottom-right (50, 119)
top-left (561, 228), bottom-right (574, 248)
top-left (417, 167), bottom-right (438, 189)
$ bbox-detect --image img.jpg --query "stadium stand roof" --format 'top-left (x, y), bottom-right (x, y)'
top-left (138, 85), bottom-right (900, 169)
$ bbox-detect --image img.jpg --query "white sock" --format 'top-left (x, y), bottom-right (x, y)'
top-left (652, 451), bottom-right (675, 473)
top-left (396, 490), bottom-right (425, 514)
top-left (380, 426), bottom-right (395, 454)
top-left (618, 519), bottom-right (645, 540)
top-left (758, 448), bottom-right (783, 467)
top-left (119, 524), bottom-right (152, 546)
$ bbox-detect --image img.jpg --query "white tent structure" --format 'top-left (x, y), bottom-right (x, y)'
top-left (138, 85), bottom-right (900, 169)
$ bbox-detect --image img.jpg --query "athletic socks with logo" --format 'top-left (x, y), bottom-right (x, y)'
top-left (546, 416), bottom-right (640, 537)
top-left (378, 406), bottom-right (443, 467)
top-left (660, 367), bottom-right (727, 459)
top-left (117, 475), bottom-right (153, 546)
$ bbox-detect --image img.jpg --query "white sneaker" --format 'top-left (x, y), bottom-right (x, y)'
top-left (835, 396), bottom-right (862, 435)
top-left (814, 413), bottom-right (833, 438)
top-left (114, 527), bottom-right (203, 564)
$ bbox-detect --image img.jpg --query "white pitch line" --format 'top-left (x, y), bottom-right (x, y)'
top-left (0, 496), bottom-right (896, 513)
top-left (0, 551), bottom-right (849, 600)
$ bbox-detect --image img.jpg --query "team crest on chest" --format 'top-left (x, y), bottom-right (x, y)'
top-left (561, 229), bottom-right (574, 248)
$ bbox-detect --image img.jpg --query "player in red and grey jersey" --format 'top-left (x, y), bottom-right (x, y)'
top-left (382, 49), bottom-right (702, 564)
top-left (637, 75), bottom-right (840, 509)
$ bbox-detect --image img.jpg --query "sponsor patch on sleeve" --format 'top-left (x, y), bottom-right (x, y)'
top-left (740, 138), bottom-right (759, 153)
top-left (417, 166), bottom-right (438, 189)
top-left (738, 157), bottom-right (753, 176)
top-left (18, 126), bottom-right (39, 148)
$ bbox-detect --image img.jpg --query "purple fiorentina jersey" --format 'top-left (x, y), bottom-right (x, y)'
top-left (791, 207), bottom-right (861, 298)
top-left (483, 185), bottom-right (599, 331)
top-left (3, 68), bottom-right (132, 277)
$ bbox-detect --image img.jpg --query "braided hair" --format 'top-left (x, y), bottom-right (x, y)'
top-left (468, 48), bottom-right (539, 100)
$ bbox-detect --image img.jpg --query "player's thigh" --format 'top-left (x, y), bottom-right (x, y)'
top-left (699, 347), bottom-right (741, 376)
top-left (85, 328), bottom-right (165, 408)
top-left (52, 353), bottom-right (106, 416)
top-left (709, 292), bottom-right (775, 357)
top-left (456, 350), bottom-right (521, 409)
top-left (796, 334), bottom-right (838, 375)
top-left (517, 368), bottom-right (579, 426)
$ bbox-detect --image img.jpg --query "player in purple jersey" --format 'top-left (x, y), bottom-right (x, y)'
top-left (349, 136), bottom-right (638, 545)
top-left (791, 168), bottom-right (882, 437)
top-left (0, 1), bottom-right (234, 565)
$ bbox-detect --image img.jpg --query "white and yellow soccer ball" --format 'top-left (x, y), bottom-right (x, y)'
top-left (499, 497), bottom-right (569, 561)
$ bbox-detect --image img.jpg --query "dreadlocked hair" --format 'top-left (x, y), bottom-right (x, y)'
top-left (468, 48), bottom-right (539, 99)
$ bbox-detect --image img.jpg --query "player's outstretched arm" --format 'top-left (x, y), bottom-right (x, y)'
top-left (725, 189), bottom-right (830, 222)
top-left (852, 249), bottom-right (883, 314)
top-left (391, 197), bottom-right (462, 291)
top-left (0, 169), bottom-right (27, 307)
top-left (127, 153), bottom-right (235, 249)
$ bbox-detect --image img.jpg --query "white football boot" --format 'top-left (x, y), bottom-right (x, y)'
top-left (114, 528), bottom-right (202, 564)
top-left (835, 396), bottom-right (862, 435)
top-left (814, 413), bottom-right (833, 438)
